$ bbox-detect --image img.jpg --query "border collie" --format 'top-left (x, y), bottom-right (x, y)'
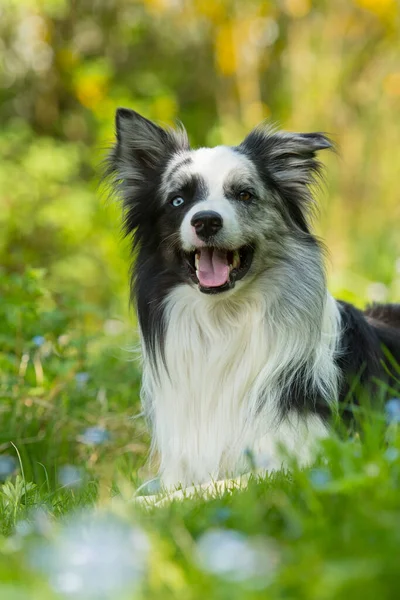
top-left (107, 108), bottom-right (400, 490)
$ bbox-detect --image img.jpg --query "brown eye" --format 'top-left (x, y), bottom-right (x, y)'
top-left (238, 190), bottom-right (253, 202)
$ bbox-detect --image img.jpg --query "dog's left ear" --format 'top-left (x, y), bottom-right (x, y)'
top-left (240, 127), bottom-right (333, 184)
top-left (269, 131), bottom-right (333, 185)
top-left (239, 127), bottom-right (333, 232)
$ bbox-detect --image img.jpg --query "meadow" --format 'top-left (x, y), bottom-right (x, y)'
top-left (1, 0), bottom-right (400, 597)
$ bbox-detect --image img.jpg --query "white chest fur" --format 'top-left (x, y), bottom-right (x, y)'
top-left (141, 282), bottom-right (340, 487)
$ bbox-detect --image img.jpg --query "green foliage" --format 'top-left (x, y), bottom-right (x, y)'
top-left (0, 267), bottom-right (146, 500)
top-left (0, 415), bottom-right (400, 598)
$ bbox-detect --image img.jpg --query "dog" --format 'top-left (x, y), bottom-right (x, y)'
top-left (107, 108), bottom-right (400, 492)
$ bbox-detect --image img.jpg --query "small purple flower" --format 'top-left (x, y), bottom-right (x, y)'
top-left (32, 335), bottom-right (45, 347)
top-left (385, 398), bottom-right (400, 424)
top-left (80, 427), bottom-right (110, 445)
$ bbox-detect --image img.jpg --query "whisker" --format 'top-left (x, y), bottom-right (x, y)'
top-left (162, 232), bottom-right (182, 253)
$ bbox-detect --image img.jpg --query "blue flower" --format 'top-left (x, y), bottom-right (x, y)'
top-left (80, 427), bottom-right (110, 445)
top-left (29, 512), bottom-right (149, 598)
top-left (0, 455), bottom-right (18, 481)
top-left (32, 335), bottom-right (45, 347)
top-left (58, 465), bottom-right (84, 488)
top-left (309, 468), bottom-right (331, 490)
top-left (385, 398), bottom-right (400, 424)
top-left (196, 529), bottom-right (279, 585)
top-left (212, 507), bottom-right (232, 524)
top-left (75, 372), bottom-right (90, 388)
top-left (136, 478), bottom-right (161, 496)
top-left (384, 447), bottom-right (399, 462)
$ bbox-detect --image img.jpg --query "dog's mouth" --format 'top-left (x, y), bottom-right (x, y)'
top-left (185, 245), bottom-right (254, 294)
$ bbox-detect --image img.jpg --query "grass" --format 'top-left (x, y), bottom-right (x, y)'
top-left (1, 268), bottom-right (400, 599)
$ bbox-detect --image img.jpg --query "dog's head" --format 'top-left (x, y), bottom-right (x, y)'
top-left (108, 109), bottom-right (332, 296)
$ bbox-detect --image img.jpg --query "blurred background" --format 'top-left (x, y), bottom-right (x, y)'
top-left (0, 0), bottom-right (399, 483)
top-left (1, 0), bottom-right (399, 311)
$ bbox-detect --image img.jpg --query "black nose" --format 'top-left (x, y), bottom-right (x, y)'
top-left (191, 211), bottom-right (223, 240)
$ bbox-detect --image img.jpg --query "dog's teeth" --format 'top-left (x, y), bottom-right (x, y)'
top-left (195, 253), bottom-right (199, 269)
top-left (232, 251), bottom-right (240, 269)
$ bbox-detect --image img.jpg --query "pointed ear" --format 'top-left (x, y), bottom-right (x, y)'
top-left (288, 132), bottom-right (332, 152)
top-left (240, 126), bottom-right (332, 180)
top-left (104, 109), bottom-right (189, 236)
top-left (267, 131), bottom-right (333, 186)
top-left (113, 108), bottom-right (189, 172)
top-left (239, 126), bottom-right (334, 232)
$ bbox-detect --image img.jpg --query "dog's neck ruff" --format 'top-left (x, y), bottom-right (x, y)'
top-left (140, 263), bottom-right (341, 487)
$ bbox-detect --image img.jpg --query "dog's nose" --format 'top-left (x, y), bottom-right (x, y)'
top-left (191, 211), bottom-right (223, 240)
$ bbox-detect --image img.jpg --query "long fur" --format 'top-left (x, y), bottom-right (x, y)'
top-left (107, 109), bottom-right (400, 488)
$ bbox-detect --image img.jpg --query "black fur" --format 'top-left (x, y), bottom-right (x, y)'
top-left (276, 302), bottom-right (400, 423)
top-left (238, 127), bottom-right (331, 235)
top-left (106, 109), bottom-right (191, 367)
top-left (336, 301), bottom-right (400, 413)
top-left (107, 109), bottom-right (400, 420)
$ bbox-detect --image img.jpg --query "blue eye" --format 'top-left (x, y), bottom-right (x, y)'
top-left (171, 196), bottom-right (185, 208)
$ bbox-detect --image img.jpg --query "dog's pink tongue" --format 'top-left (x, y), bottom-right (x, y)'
top-left (198, 248), bottom-right (229, 288)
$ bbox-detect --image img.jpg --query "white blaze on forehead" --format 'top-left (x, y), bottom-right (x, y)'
top-left (162, 145), bottom-right (257, 198)
top-left (162, 151), bottom-right (192, 183)
top-left (188, 146), bottom-right (254, 194)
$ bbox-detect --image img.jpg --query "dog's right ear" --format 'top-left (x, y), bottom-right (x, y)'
top-left (105, 109), bottom-right (189, 238)
top-left (106, 108), bottom-right (189, 193)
